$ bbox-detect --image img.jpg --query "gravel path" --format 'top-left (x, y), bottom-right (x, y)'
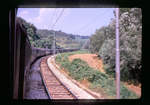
top-left (24, 57), bottom-right (49, 99)
top-left (47, 56), bottom-right (95, 99)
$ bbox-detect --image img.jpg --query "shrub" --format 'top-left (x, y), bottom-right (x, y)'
top-left (89, 8), bottom-right (142, 85)
top-left (55, 51), bottom-right (138, 98)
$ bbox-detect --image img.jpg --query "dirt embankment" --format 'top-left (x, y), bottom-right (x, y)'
top-left (69, 54), bottom-right (105, 73)
top-left (68, 53), bottom-right (141, 97)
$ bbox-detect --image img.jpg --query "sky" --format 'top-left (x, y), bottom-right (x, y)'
top-left (17, 8), bottom-right (115, 36)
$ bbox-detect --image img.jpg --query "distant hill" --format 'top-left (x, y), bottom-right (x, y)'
top-left (37, 29), bottom-right (89, 40)
top-left (17, 16), bottom-right (90, 49)
top-left (37, 29), bottom-right (90, 49)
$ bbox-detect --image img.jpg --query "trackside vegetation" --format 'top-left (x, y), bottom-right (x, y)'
top-left (89, 8), bottom-right (142, 85)
top-left (55, 51), bottom-right (138, 99)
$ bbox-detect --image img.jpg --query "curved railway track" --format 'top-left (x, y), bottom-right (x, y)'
top-left (40, 56), bottom-right (77, 99)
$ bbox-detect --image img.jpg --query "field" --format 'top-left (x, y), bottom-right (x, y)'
top-left (55, 50), bottom-right (138, 99)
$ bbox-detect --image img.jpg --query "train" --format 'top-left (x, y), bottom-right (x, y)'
top-left (9, 8), bottom-right (79, 99)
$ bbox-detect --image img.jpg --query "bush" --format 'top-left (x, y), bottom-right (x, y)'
top-left (55, 51), bottom-right (138, 98)
top-left (89, 8), bottom-right (142, 85)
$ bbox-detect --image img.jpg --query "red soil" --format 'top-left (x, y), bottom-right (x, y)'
top-left (68, 53), bottom-right (141, 97)
top-left (69, 54), bottom-right (105, 73)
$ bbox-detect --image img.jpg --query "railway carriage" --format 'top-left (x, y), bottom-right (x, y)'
top-left (9, 8), bottom-right (32, 99)
top-left (9, 8), bottom-right (79, 99)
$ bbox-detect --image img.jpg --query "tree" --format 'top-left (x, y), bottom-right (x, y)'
top-left (89, 26), bottom-right (108, 53)
top-left (90, 8), bottom-right (142, 84)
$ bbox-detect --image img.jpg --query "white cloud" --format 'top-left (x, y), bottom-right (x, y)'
top-left (30, 8), bottom-right (58, 29)
top-left (31, 8), bottom-right (71, 30)
top-left (38, 8), bottom-right (56, 22)
top-left (18, 8), bottom-right (71, 30)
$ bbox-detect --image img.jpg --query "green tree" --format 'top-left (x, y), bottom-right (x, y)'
top-left (89, 26), bottom-right (108, 53)
top-left (90, 8), bottom-right (142, 84)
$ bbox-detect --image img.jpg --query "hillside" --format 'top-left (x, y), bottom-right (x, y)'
top-left (37, 29), bottom-right (90, 49)
top-left (17, 16), bottom-right (90, 49)
top-left (55, 51), bottom-right (139, 99)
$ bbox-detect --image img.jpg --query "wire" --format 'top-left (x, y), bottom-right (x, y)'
top-left (51, 8), bottom-right (65, 30)
top-left (74, 9), bottom-right (107, 33)
top-left (74, 9), bottom-right (112, 35)
top-left (49, 8), bottom-right (57, 30)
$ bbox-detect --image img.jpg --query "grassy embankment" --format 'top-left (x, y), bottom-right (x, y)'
top-left (55, 50), bottom-right (138, 99)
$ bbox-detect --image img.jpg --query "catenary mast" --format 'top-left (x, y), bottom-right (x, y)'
top-left (115, 8), bottom-right (120, 99)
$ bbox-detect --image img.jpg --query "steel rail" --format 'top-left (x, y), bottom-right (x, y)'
top-left (40, 56), bottom-right (77, 99)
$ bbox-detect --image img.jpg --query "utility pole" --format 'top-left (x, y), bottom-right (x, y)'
top-left (46, 46), bottom-right (48, 55)
top-left (115, 8), bottom-right (120, 99)
top-left (53, 31), bottom-right (56, 55)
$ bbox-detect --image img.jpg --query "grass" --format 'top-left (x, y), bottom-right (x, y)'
top-left (55, 51), bottom-right (138, 99)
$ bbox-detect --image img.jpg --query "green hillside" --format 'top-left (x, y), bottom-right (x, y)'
top-left (37, 29), bottom-right (89, 49)
top-left (17, 17), bottom-right (90, 49)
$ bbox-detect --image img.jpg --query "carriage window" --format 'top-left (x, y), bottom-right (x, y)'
top-left (15, 8), bottom-right (142, 99)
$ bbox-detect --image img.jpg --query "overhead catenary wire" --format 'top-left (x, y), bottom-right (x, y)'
top-left (74, 9), bottom-right (113, 36)
top-left (49, 8), bottom-right (58, 54)
top-left (77, 9), bottom-right (114, 53)
top-left (51, 8), bottom-right (65, 30)
top-left (49, 8), bottom-right (57, 30)
top-left (74, 9), bottom-right (107, 33)
top-left (50, 8), bottom-right (65, 55)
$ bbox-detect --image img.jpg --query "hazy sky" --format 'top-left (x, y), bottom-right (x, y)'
top-left (17, 8), bottom-right (115, 36)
